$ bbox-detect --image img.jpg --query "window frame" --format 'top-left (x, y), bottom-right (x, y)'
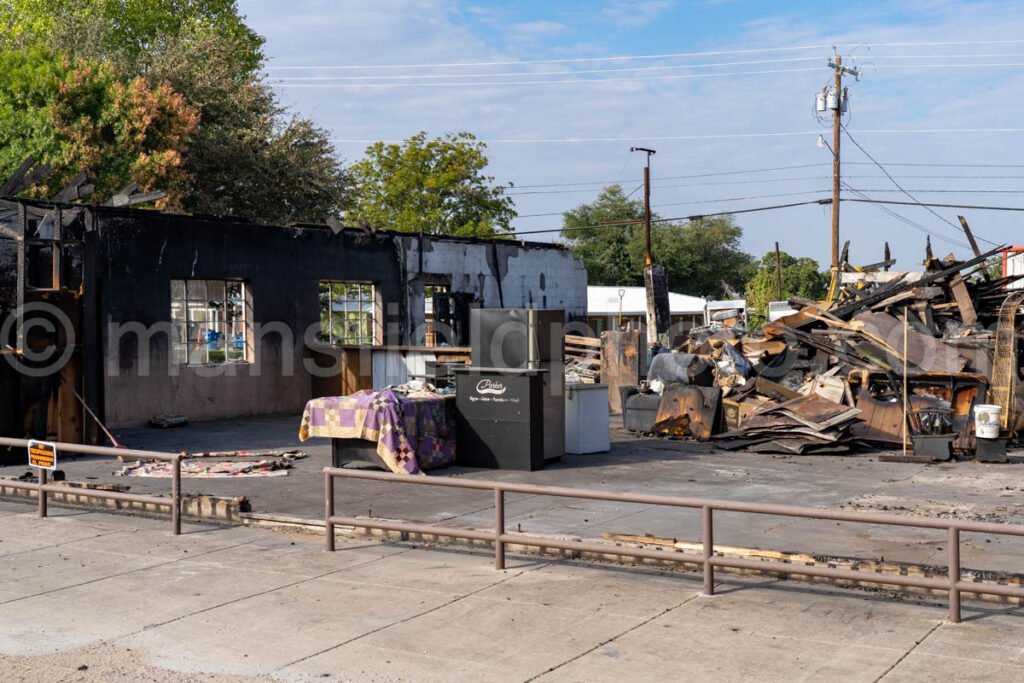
top-left (170, 278), bottom-right (252, 366)
top-left (318, 281), bottom-right (379, 346)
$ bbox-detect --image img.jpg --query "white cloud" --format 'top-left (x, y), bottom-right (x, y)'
top-left (600, 1), bottom-right (676, 28)
top-left (240, 0), bottom-right (1024, 272)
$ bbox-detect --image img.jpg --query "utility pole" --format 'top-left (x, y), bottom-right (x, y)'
top-left (630, 146), bottom-right (665, 350)
top-left (817, 55), bottom-right (859, 270)
top-left (774, 242), bottom-right (784, 301)
top-left (830, 56), bottom-right (843, 270)
top-left (631, 147), bottom-right (656, 265)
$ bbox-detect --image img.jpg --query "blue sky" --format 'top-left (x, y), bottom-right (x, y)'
top-left (237, 0), bottom-right (1024, 277)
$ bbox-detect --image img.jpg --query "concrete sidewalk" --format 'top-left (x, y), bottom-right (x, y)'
top-left (0, 500), bottom-right (1021, 682)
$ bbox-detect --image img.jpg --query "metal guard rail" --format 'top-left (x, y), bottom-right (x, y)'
top-left (0, 437), bottom-right (183, 534)
top-left (324, 467), bottom-right (1024, 623)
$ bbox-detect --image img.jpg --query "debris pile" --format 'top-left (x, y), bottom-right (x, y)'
top-left (625, 241), bottom-right (1022, 459)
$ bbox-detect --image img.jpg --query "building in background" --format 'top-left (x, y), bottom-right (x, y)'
top-left (586, 285), bottom-right (708, 344)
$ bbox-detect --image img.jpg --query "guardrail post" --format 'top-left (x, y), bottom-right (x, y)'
top-left (171, 454), bottom-right (182, 535)
top-left (948, 526), bottom-right (961, 623)
top-left (325, 471), bottom-right (335, 552)
top-left (38, 468), bottom-right (47, 518)
top-left (494, 488), bottom-right (505, 570)
top-left (703, 505), bottom-right (714, 596)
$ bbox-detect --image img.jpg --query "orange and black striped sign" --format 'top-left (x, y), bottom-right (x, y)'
top-left (28, 440), bottom-right (56, 470)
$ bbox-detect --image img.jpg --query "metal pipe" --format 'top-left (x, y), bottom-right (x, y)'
top-left (171, 455), bottom-right (181, 536)
top-left (949, 527), bottom-right (961, 623)
top-left (0, 436), bottom-right (179, 462)
top-left (494, 488), bottom-right (505, 570)
top-left (703, 506), bottom-right (714, 596)
top-left (322, 468), bottom-right (1024, 537)
top-left (38, 468), bottom-right (47, 518)
top-left (325, 472), bottom-right (335, 552)
top-left (323, 510), bottom-right (1024, 605)
top-left (323, 470), bottom-right (1024, 611)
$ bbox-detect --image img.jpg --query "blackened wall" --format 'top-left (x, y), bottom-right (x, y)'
top-left (88, 208), bottom-right (586, 427)
top-left (94, 210), bottom-right (405, 427)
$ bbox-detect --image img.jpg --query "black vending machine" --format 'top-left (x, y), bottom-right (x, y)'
top-left (454, 308), bottom-right (565, 470)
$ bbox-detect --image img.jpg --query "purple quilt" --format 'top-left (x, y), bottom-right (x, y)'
top-left (299, 389), bottom-right (455, 474)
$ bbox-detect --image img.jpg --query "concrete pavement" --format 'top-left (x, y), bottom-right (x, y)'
top-left (0, 499), bottom-right (1021, 682)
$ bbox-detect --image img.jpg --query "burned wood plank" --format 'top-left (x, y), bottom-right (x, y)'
top-left (0, 156), bottom-right (35, 196)
top-left (831, 246), bottom-right (1003, 318)
top-left (957, 215), bottom-right (983, 259)
top-left (948, 274), bottom-right (978, 325)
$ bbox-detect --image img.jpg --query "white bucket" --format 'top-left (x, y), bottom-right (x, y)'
top-left (974, 404), bottom-right (1002, 439)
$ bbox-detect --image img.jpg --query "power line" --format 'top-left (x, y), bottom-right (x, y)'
top-left (841, 182), bottom-right (971, 250)
top-left (506, 176), bottom-right (833, 196)
top-left (265, 43), bottom-right (834, 70)
top-left (271, 56), bottom-right (825, 81)
top-left (865, 53), bottom-right (1024, 59)
top-left (841, 125), bottom-right (999, 246)
top-left (265, 38), bottom-right (1024, 71)
top-left (515, 172), bottom-right (1024, 192)
top-left (844, 198), bottom-right (1024, 212)
top-left (654, 190), bottom-right (829, 208)
top-left (843, 188), bottom-right (1024, 194)
top-left (330, 128), bottom-right (1024, 144)
top-left (511, 195), bottom-right (1024, 238)
top-left (512, 199), bottom-right (831, 237)
top-left (274, 66), bottom-right (822, 87)
top-left (877, 62), bottom-right (1024, 69)
top-left (506, 163), bottom-right (837, 189)
top-left (845, 161), bottom-right (1024, 168)
top-left (863, 39), bottom-right (1024, 48)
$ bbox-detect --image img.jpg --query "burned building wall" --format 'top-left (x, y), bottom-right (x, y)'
top-left (87, 208), bottom-right (585, 428)
top-left (93, 211), bottom-right (405, 428)
top-left (399, 235), bottom-right (587, 345)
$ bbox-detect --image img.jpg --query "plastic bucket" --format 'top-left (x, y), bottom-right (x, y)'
top-left (974, 404), bottom-right (1002, 439)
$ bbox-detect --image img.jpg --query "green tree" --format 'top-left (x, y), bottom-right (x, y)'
top-left (561, 185), bottom-right (754, 298)
top-left (144, 25), bottom-right (351, 224)
top-left (560, 185), bottom-right (644, 286)
top-left (349, 132), bottom-right (516, 237)
top-left (0, 1), bottom-right (352, 224)
top-left (0, 0), bottom-right (264, 74)
top-left (744, 250), bottom-right (829, 328)
top-left (0, 47), bottom-right (199, 207)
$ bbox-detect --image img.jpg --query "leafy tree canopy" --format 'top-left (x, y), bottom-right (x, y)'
top-left (744, 250), bottom-right (829, 328)
top-left (0, 1), bottom-right (351, 224)
top-left (0, 47), bottom-right (199, 207)
top-left (561, 185), bottom-right (754, 299)
top-left (0, 0), bottom-right (264, 74)
top-left (349, 131), bottom-right (516, 237)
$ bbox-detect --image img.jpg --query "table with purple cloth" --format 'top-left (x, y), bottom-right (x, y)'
top-left (299, 389), bottom-right (455, 474)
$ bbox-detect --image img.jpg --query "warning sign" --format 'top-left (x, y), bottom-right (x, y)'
top-left (28, 440), bottom-right (56, 470)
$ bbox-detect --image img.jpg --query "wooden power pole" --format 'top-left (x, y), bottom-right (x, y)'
top-left (830, 56), bottom-right (842, 270)
top-left (631, 146), bottom-right (664, 349)
top-left (820, 55), bottom-right (858, 270)
top-left (774, 242), bottom-right (784, 300)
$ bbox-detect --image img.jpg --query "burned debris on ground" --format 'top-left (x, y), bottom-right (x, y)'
top-left (619, 241), bottom-right (1021, 462)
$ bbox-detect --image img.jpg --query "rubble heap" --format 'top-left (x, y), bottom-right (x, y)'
top-left (636, 242), bottom-right (1021, 460)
